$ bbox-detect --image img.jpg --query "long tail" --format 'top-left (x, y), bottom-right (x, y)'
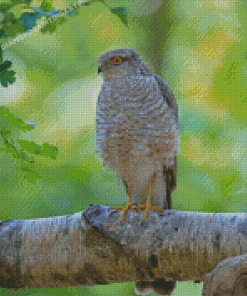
top-left (163, 156), bottom-right (177, 209)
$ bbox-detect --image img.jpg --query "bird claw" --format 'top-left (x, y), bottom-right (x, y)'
top-left (110, 203), bottom-right (162, 221)
top-left (110, 202), bottom-right (138, 221)
top-left (110, 175), bottom-right (163, 222)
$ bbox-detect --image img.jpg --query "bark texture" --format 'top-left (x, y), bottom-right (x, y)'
top-left (0, 205), bottom-right (247, 295)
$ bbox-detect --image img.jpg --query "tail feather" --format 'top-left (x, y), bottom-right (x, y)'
top-left (163, 156), bottom-right (177, 209)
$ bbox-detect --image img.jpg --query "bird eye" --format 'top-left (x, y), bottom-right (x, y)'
top-left (111, 56), bottom-right (123, 65)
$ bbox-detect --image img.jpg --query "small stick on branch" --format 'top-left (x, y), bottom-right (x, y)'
top-left (0, 205), bottom-right (247, 295)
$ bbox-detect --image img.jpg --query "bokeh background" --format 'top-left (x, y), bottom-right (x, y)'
top-left (1, 0), bottom-right (247, 295)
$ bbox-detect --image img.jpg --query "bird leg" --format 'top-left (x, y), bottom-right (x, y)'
top-left (110, 186), bottom-right (137, 221)
top-left (141, 174), bottom-right (163, 220)
top-left (110, 175), bottom-right (163, 221)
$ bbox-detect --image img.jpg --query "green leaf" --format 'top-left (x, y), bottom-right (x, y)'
top-left (0, 75), bottom-right (8, 87)
top-left (0, 3), bottom-right (14, 13)
top-left (0, 69), bottom-right (16, 87)
top-left (0, 61), bottom-right (12, 74)
top-left (1, 144), bottom-right (19, 158)
top-left (3, 11), bottom-right (15, 22)
top-left (11, 0), bottom-right (32, 4)
top-left (40, 0), bottom-right (53, 12)
top-left (3, 20), bottom-right (25, 36)
top-left (18, 139), bottom-right (58, 159)
top-left (18, 139), bottom-right (42, 155)
top-left (0, 126), bottom-right (11, 140)
top-left (110, 7), bottom-right (128, 27)
top-left (40, 142), bottom-right (58, 159)
top-left (9, 4), bottom-right (26, 18)
top-left (0, 106), bottom-right (35, 132)
top-left (40, 17), bottom-right (57, 33)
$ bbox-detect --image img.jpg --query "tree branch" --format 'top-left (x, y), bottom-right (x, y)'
top-left (1, 205), bottom-right (247, 295)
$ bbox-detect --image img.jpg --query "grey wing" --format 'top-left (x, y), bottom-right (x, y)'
top-left (96, 91), bottom-right (107, 165)
top-left (153, 74), bottom-right (178, 122)
top-left (154, 74), bottom-right (178, 209)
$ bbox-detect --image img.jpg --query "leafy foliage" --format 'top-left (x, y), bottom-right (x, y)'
top-left (0, 106), bottom-right (58, 183)
top-left (110, 7), bottom-right (128, 27)
top-left (0, 60), bottom-right (16, 87)
top-left (20, 10), bottom-right (43, 31)
top-left (40, 0), bottom-right (53, 13)
top-left (0, 3), bottom-right (13, 13)
top-left (0, 106), bottom-right (34, 131)
top-left (0, 0), bottom-right (128, 86)
top-left (18, 140), bottom-right (58, 159)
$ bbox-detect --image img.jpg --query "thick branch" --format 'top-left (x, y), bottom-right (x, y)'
top-left (1, 205), bottom-right (247, 294)
top-left (203, 254), bottom-right (247, 296)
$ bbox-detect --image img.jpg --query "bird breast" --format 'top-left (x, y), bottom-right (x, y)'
top-left (96, 75), bottom-right (177, 162)
top-left (97, 75), bottom-right (170, 129)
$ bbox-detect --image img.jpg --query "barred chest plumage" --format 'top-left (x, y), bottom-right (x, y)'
top-left (96, 75), bottom-right (177, 167)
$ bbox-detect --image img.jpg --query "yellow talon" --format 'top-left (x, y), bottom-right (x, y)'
top-left (111, 187), bottom-right (137, 221)
top-left (142, 175), bottom-right (162, 220)
top-left (111, 175), bottom-right (162, 221)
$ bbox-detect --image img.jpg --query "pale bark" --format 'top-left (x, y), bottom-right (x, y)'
top-left (1, 205), bottom-right (247, 295)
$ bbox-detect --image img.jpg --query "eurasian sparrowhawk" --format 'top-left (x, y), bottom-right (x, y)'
top-left (96, 48), bottom-right (178, 220)
top-left (96, 48), bottom-right (178, 296)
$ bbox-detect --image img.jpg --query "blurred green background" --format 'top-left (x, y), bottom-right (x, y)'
top-left (1, 0), bottom-right (247, 295)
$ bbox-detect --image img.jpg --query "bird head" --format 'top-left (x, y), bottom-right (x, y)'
top-left (98, 49), bottom-right (152, 80)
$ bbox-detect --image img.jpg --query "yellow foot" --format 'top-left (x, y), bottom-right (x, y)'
top-left (138, 204), bottom-right (163, 220)
top-left (141, 174), bottom-right (162, 221)
top-left (110, 202), bottom-right (137, 221)
top-left (111, 175), bottom-right (163, 221)
top-left (111, 203), bottom-right (162, 221)
top-left (111, 186), bottom-right (137, 221)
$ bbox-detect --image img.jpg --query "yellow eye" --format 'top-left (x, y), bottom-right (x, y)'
top-left (111, 56), bottom-right (123, 65)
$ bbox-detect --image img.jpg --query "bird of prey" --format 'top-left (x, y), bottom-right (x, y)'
top-left (96, 48), bottom-right (178, 296)
top-left (96, 48), bottom-right (178, 221)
